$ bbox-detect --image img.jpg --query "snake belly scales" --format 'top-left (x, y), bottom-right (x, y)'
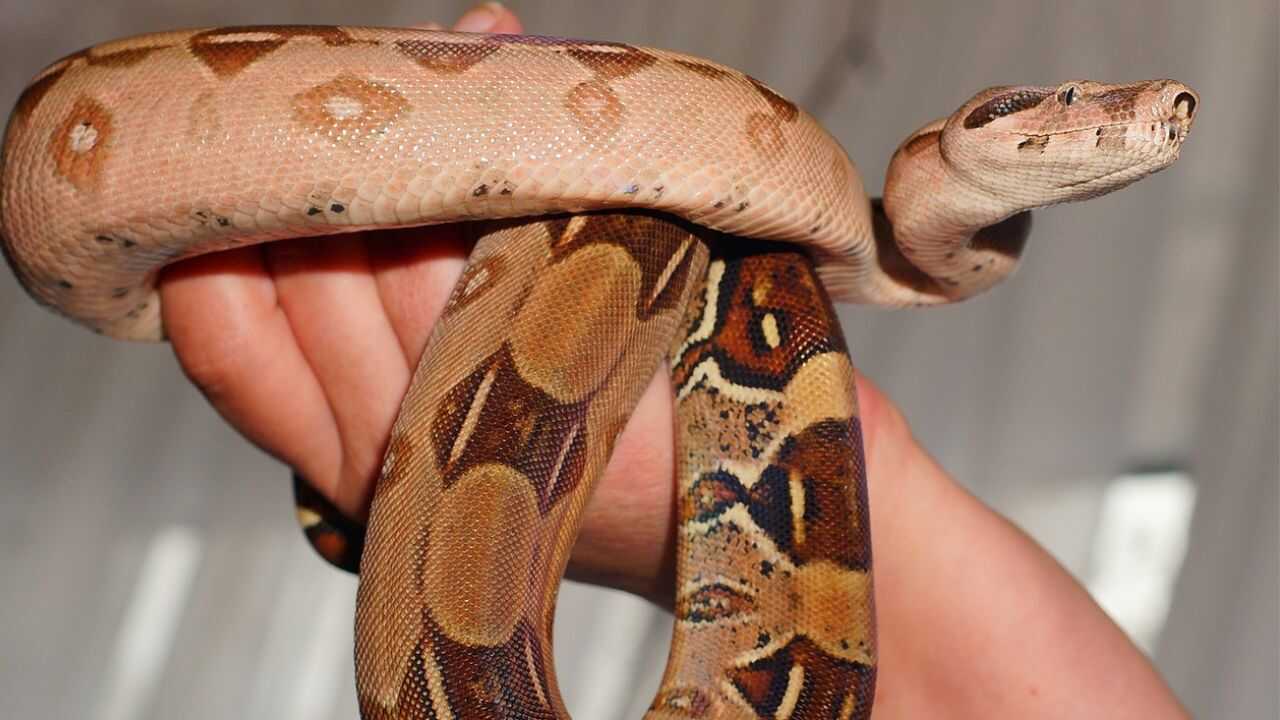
top-left (0, 25), bottom-right (1197, 720)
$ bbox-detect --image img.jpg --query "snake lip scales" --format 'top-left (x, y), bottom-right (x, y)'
top-left (0, 25), bottom-right (1196, 720)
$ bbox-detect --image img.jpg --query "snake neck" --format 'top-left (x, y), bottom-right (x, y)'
top-left (880, 124), bottom-right (1029, 300)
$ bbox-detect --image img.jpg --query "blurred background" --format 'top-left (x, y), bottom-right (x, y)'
top-left (0, 1), bottom-right (1275, 718)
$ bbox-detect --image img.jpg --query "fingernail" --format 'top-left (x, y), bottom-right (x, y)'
top-left (454, 2), bottom-right (505, 32)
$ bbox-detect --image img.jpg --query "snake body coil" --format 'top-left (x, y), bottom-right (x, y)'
top-left (0, 26), bottom-right (1196, 719)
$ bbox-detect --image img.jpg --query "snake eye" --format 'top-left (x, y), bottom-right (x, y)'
top-left (1059, 85), bottom-right (1079, 106)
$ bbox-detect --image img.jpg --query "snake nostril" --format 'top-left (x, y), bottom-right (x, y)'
top-left (1173, 91), bottom-right (1197, 120)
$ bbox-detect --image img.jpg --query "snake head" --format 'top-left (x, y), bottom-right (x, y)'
top-left (941, 79), bottom-right (1198, 205)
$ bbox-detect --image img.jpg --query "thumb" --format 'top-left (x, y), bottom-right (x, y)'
top-left (451, 2), bottom-right (525, 34)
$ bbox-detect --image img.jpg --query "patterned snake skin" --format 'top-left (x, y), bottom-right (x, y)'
top-left (0, 25), bottom-right (1197, 719)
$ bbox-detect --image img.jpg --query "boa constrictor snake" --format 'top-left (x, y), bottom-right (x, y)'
top-left (0, 25), bottom-right (1197, 720)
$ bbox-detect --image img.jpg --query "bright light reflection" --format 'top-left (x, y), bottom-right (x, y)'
top-left (96, 526), bottom-right (203, 720)
top-left (1087, 470), bottom-right (1197, 653)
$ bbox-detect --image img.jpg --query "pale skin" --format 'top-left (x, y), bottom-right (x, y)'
top-left (157, 4), bottom-right (1190, 717)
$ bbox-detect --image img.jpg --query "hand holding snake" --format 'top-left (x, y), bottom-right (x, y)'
top-left (0, 4), bottom-right (1197, 718)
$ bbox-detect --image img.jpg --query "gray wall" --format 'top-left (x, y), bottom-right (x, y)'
top-left (1, 1), bottom-right (1275, 718)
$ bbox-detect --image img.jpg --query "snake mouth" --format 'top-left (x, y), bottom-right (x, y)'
top-left (1049, 124), bottom-right (1186, 190)
top-left (1049, 112), bottom-right (1193, 191)
top-left (1053, 163), bottom-right (1135, 189)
